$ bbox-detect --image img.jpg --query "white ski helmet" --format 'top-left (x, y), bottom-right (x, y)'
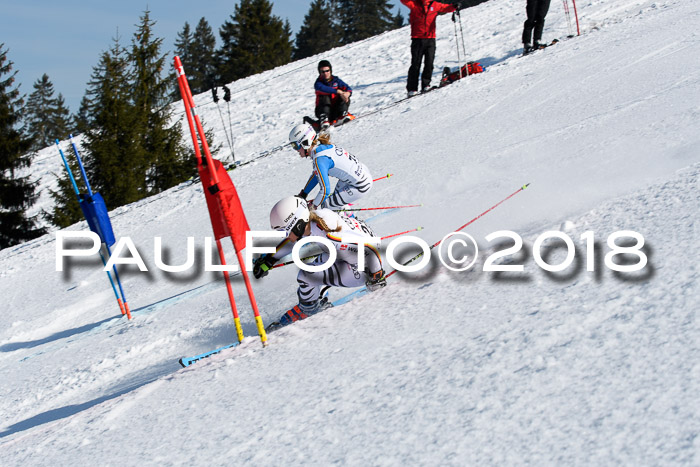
top-left (289, 123), bottom-right (316, 151)
top-left (270, 196), bottom-right (310, 237)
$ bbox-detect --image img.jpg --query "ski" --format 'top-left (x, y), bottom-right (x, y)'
top-left (303, 113), bottom-right (356, 132)
top-left (264, 286), bottom-right (369, 332)
top-left (179, 342), bottom-right (239, 367)
top-left (417, 85), bottom-right (438, 94)
top-left (523, 39), bottom-right (559, 56)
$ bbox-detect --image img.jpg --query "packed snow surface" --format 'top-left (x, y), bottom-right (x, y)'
top-left (1, 0), bottom-right (699, 464)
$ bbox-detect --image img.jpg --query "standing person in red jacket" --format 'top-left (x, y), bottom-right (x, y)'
top-left (400, 0), bottom-right (458, 97)
top-left (314, 59), bottom-right (353, 130)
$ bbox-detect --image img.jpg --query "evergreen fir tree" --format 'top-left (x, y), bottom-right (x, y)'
top-left (0, 44), bottom-right (45, 248)
top-left (53, 93), bottom-right (70, 139)
top-left (189, 18), bottom-right (217, 92)
top-left (80, 35), bottom-right (145, 207)
top-left (71, 95), bottom-right (91, 135)
top-left (393, 8), bottom-right (405, 28)
top-left (129, 9), bottom-right (193, 194)
top-left (337, 0), bottom-right (397, 44)
top-left (25, 74), bottom-right (69, 149)
top-left (293, 0), bottom-right (342, 60)
top-left (217, 0), bottom-right (293, 83)
top-left (172, 22), bottom-right (194, 100)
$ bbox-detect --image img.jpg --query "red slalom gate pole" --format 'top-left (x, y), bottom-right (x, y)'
top-left (335, 204), bottom-right (422, 212)
top-left (386, 183), bottom-right (530, 279)
top-left (175, 56), bottom-right (268, 347)
top-left (216, 240), bottom-right (245, 343)
top-left (572, 0), bottom-right (581, 36)
top-left (178, 61), bottom-right (243, 341)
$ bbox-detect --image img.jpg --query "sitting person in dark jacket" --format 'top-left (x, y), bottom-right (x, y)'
top-left (314, 60), bottom-right (353, 129)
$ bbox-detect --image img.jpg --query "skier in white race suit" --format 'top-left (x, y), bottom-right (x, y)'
top-left (253, 196), bottom-right (386, 327)
top-left (289, 122), bottom-right (373, 211)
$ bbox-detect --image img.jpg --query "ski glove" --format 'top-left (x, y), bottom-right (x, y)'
top-left (366, 269), bottom-right (387, 292)
top-left (253, 254), bottom-right (278, 279)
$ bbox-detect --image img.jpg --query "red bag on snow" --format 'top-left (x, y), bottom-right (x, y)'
top-left (440, 61), bottom-right (484, 86)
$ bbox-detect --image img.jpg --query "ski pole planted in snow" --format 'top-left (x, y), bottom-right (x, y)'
top-left (222, 85), bottom-right (235, 162)
top-left (452, 11), bottom-right (463, 79)
top-left (563, 0), bottom-right (574, 37)
top-left (212, 87), bottom-right (235, 164)
top-left (457, 8), bottom-right (469, 77)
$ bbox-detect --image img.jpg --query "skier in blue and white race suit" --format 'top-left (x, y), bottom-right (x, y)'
top-left (253, 196), bottom-right (386, 327)
top-left (289, 122), bottom-right (373, 211)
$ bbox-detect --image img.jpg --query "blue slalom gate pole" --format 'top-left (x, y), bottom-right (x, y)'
top-left (68, 135), bottom-right (131, 319)
top-left (69, 134), bottom-right (94, 197)
top-left (56, 140), bottom-right (127, 316)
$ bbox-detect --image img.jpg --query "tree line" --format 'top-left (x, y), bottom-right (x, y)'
top-left (0, 0), bottom-right (406, 249)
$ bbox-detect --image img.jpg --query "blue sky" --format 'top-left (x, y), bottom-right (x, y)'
top-left (1, 1), bottom-right (402, 114)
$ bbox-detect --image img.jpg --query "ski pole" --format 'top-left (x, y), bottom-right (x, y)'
top-left (272, 227), bottom-right (424, 269)
top-left (272, 254), bottom-right (319, 269)
top-left (342, 174), bottom-right (393, 206)
top-left (386, 183), bottom-right (531, 279)
top-left (572, 0), bottom-right (581, 36)
top-left (381, 227), bottom-right (423, 240)
top-left (334, 204), bottom-right (422, 212)
top-left (373, 173), bottom-right (393, 182)
top-left (452, 11), bottom-right (463, 79)
top-left (212, 87), bottom-right (235, 164)
top-left (223, 85), bottom-right (235, 162)
top-left (456, 8), bottom-right (469, 77)
top-left (563, 0), bottom-right (574, 37)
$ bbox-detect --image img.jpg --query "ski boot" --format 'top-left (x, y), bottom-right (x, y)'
top-left (366, 269), bottom-right (387, 292)
top-left (319, 113), bottom-right (330, 130)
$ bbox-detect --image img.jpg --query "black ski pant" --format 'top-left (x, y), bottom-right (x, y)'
top-left (407, 38), bottom-right (436, 92)
top-left (315, 94), bottom-right (350, 122)
top-left (522, 0), bottom-right (551, 45)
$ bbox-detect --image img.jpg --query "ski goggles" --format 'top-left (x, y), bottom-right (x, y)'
top-left (275, 208), bottom-right (308, 237)
top-left (291, 141), bottom-right (303, 150)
